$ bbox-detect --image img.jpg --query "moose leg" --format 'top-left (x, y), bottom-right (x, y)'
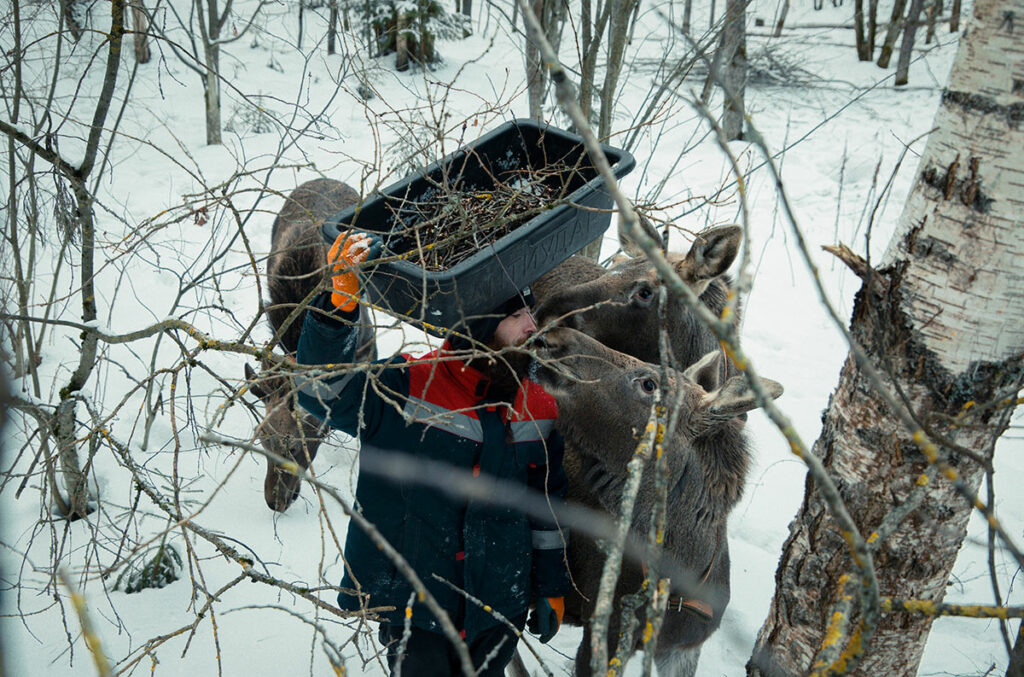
top-left (653, 645), bottom-right (701, 677)
top-left (574, 615), bottom-right (625, 677)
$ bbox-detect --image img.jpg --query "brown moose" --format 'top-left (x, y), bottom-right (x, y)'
top-left (245, 178), bottom-right (374, 512)
top-left (532, 327), bottom-right (782, 677)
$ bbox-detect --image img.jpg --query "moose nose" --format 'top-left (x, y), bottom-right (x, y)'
top-left (533, 326), bottom-right (571, 356)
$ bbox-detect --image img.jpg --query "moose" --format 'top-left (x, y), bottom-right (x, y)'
top-left (245, 178), bottom-right (374, 512)
top-left (516, 223), bottom-right (761, 676)
top-left (532, 224), bottom-right (742, 373)
top-left (531, 327), bottom-right (782, 677)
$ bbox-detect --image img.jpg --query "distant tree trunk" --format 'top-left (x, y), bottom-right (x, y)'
top-left (578, 0), bottom-right (600, 127)
top-left (773, 0), bottom-right (790, 36)
top-left (54, 0), bottom-right (127, 520)
top-left (525, 0), bottom-right (545, 119)
top-left (925, 0), bottom-right (940, 43)
top-left (854, 0), bottom-right (870, 59)
top-left (60, 0), bottom-right (86, 41)
top-left (877, 0), bottom-right (909, 68)
top-left (459, 0), bottom-right (472, 35)
top-left (0, 369), bottom-right (7, 669)
top-left (524, 1), bottom-right (566, 121)
top-left (749, 0), bottom-right (1024, 671)
top-left (327, 0), bottom-right (338, 54)
top-left (598, 0), bottom-right (639, 140)
top-left (298, 0), bottom-right (305, 49)
top-left (197, 0), bottom-right (225, 145)
top-left (950, 0), bottom-right (962, 31)
top-left (700, 38), bottom-right (724, 103)
top-left (684, 0), bottom-right (693, 34)
top-left (709, 0), bottom-right (716, 28)
top-left (895, 0), bottom-right (925, 84)
top-left (1009, 623), bottom-right (1024, 677)
top-left (130, 1), bottom-right (151, 63)
top-left (396, 8), bottom-right (409, 71)
top-left (721, 0), bottom-right (746, 140)
top-left (868, 0), bottom-right (879, 53)
top-left (203, 47), bottom-right (221, 144)
top-left (417, 5), bottom-right (428, 64)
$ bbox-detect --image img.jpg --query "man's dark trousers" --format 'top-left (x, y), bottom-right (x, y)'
top-left (378, 613), bottom-right (528, 677)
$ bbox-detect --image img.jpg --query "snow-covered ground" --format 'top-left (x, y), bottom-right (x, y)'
top-left (2, 1), bottom-right (1021, 675)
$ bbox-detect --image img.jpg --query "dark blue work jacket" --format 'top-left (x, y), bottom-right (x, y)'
top-left (295, 303), bottom-right (570, 640)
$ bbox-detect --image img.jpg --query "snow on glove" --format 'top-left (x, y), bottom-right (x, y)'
top-left (327, 231), bottom-right (382, 312)
top-left (527, 596), bottom-right (564, 644)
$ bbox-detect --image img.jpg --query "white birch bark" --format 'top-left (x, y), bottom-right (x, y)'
top-left (749, 0), bottom-right (1024, 671)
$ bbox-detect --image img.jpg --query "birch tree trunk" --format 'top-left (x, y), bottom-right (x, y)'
top-left (750, 0), bottom-right (1024, 671)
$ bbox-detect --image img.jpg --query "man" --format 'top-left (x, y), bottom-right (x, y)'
top-left (296, 231), bottom-right (570, 676)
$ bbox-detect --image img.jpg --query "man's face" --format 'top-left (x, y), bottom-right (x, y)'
top-left (491, 307), bottom-right (537, 348)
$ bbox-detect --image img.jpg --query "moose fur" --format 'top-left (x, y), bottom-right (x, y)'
top-left (532, 327), bottom-right (782, 677)
top-left (245, 178), bottom-right (375, 512)
top-left (533, 225), bottom-right (742, 373)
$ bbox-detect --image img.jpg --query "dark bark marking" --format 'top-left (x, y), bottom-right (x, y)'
top-left (910, 235), bottom-right (959, 264)
top-left (920, 152), bottom-right (995, 213)
top-left (999, 10), bottom-right (1015, 33)
top-left (943, 89), bottom-right (1024, 129)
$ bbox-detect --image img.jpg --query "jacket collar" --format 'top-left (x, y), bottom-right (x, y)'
top-left (437, 340), bottom-right (492, 399)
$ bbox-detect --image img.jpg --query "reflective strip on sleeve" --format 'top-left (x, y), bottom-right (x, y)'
top-left (509, 418), bottom-right (555, 443)
top-left (297, 373), bottom-right (356, 401)
top-left (532, 529), bottom-right (568, 550)
top-left (403, 396), bottom-right (484, 443)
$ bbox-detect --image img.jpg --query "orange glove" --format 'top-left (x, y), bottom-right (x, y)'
top-left (548, 596), bottom-right (565, 625)
top-left (327, 231), bottom-right (381, 312)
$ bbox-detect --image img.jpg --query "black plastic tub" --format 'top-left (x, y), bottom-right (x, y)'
top-left (322, 118), bottom-right (635, 337)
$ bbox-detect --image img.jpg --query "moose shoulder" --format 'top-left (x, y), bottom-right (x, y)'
top-left (532, 327), bottom-right (782, 677)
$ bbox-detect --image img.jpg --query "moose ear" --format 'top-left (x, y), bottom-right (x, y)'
top-left (244, 362), bottom-right (269, 400)
top-left (700, 375), bottom-right (783, 423)
top-left (675, 225), bottom-right (742, 291)
top-left (683, 349), bottom-right (726, 393)
top-left (618, 212), bottom-right (666, 257)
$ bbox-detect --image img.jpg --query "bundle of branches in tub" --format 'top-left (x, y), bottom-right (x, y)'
top-left (385, 165), bottom-right (568, 271)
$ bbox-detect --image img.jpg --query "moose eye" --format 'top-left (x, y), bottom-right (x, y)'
top-left (638, 377), bottom-right (657, 394)
top-left (632, 286), bottom-right (655, 304)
